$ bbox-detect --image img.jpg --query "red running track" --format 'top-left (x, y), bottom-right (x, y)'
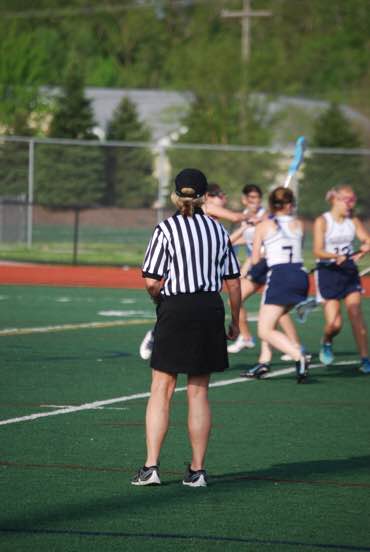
top-left (0, 262), bottom-right (369, 296)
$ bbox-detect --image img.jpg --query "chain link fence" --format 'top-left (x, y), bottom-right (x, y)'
top-left (0, 135), bottom-right (369, 266)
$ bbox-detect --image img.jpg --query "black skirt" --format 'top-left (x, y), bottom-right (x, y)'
top-left (151, 292), bottom-right (229, 375)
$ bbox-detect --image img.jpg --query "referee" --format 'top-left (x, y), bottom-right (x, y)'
top-left (132, 168), bottom-right (241, 488)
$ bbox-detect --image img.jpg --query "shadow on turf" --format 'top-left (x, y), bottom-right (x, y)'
top-left (208, 454), bottom-right (370, 488)
top-left (1, 455), bottom-right (369, 530)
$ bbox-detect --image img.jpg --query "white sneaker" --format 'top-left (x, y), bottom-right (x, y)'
top-left (131, 465), bottom-right (161, 486)
top-left (139, 329), bottom-right (154, 360)
top-left (182, 464), bottom-right (208, 487)
top-left (227, 334), bottom-right (256, 353)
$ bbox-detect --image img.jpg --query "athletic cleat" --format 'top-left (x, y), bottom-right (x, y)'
top-left (227, 334), bottom-right (256, 353)
top-left (139, 330), bottom-right (154, 360)
top-left (319, 342), bottom-right (334, 366)
top-left (182, 464), bottom-right (208, 487)
top-left (131, 465), bottom-right (161, 486)
top-left (240, 363), bottom-right (270, 379)
top-left (296, 355), bottom-right (310, 383)
top-left (359, 359), bottom-right (370, 374)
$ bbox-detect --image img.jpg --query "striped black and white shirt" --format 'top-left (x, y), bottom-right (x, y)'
top-left (142, 208), bottom-right (240, 296)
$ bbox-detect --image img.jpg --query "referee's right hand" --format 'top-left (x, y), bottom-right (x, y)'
top-left (227, 322), bottom-right (240, 341)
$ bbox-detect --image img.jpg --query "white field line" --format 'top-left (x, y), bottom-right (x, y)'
top-left (0, 360), bottom-right (358, 427)
top-left (0, 319), bottom-right (154, 336)
top-left (39, 405), bottom-right (129, 411)
top-left (0, 314), bottom-right (258, 337)
top-left (360, 266), bottom-right (370, 277)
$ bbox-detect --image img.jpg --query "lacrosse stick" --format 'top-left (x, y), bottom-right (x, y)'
top-left (284, 136), bottom-right (306, 189)
top-left (294, 297), bottom-right (319, 324)
top-left (307, 249), bottom-right (364, 275)
top-left (295, 249), bottom-right (366, 324)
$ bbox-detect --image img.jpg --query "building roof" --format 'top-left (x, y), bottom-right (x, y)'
top-left (85, 87), bottom-right (193, 141)
top-left (43, 86), bottom-right (370, 145)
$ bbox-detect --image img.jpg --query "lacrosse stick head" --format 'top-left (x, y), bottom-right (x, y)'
top-left (294, 297), bottom-right (318, 324)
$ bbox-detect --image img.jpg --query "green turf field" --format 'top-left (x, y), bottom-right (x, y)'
top-left (1, 285), bottom-right (369, 551)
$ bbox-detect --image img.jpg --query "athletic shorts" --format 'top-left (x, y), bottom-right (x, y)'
top-left (263, 263), bottom-right (309, 306)
top-left (151, 292), bottom-right (228, 375)
top-left (247, 259), bottom-right (268, 286)
top-left (316, 260), bottom-right (362, 300)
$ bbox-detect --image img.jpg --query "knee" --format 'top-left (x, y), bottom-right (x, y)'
top-left (151, 376), bottom-right (176, 402)
top-left (258, 325), bottom-right (269, 341)
top-left (187, 390), bottom-right (208, 407)
top-left (326, 318), bottom-right (342, 334)
top-left (187, 377), bottom-right (209, 402)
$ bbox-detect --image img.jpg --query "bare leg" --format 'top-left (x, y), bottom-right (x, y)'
top-left (258, 313), bottom-right (300, 364)
top-left (322, 300), bottom-right (342, 343)
top-left (279, 312), bottom-right (300, 347)
top-left (344, 292), bottom-right (369, 358)
top-left (187, 373), bottom-right (211, 471)
top-left (240, 257), bottom-right (251, 278)
top-left (258, 304), bottom-right (301, 360)
top-left (238, 278), bottom-right (259, 340)
top-left (258, 340), bottom-right (273, 364)
top-left (256, 309), bottom-right (299, 364)
top-left (145, 369), bottom-right (177, 467)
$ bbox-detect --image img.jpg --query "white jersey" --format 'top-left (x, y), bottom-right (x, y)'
top-left (243, 206), bottom-right (266, 252)
top-left (263, 215), bottom-right (303, 267)
top-left (321, 211), bottom-right (355, 257)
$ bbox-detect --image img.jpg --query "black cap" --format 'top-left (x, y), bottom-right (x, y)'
top-left (175, 168), bottom-right (208, 198)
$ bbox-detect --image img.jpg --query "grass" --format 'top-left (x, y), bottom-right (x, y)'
top-left (1, 223), bottom-right (369, 270)
top-left (0, 242), bottom-right (146, 266)
top-left (0, 285), bottom-right (369, 551)
top-left (0, 225), bottom-right (153, 265)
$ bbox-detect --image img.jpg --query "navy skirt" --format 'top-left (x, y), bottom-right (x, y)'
top-left (151, 292), bottom-right (228, 375)
top-left (263, 263), bottom-right (309, 306)
top-left (316, 260), bottom-right (362, 300)
top-left (247, 259), bottom-right (268, 286)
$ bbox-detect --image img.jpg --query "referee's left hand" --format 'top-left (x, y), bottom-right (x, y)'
top-left (227, 322), bottom-right (240, 341)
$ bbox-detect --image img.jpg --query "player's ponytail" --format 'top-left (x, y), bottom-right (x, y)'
top-left (269, 187), bottom-right (295, 213)
top-left (171, 188), bottom-right (204, 217)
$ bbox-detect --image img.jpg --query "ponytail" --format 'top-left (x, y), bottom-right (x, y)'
top-left (269, 186), bottom-right (295, 213)
top-left (171, 189), bottom-right (204, 217)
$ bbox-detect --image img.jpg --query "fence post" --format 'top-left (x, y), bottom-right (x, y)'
top-left (27, 139), bottom-right (34, 249)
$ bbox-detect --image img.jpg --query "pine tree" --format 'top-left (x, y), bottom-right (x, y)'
top-left (104, 97), bottom-right (155, 207)
top-left (299, 104), bottom-right (367, 218)
top-left (48, 61), bottom-right (97, 140)
top-left (169, 91), bottom-right (276, 203)
top-left (0, 110), bottom-right (34, 199)
top-left (35, 58), bottom-right (104, 207)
